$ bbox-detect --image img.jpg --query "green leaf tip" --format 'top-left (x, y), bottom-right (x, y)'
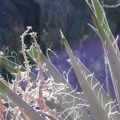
top-left (59, 29), bottom-right (65, 42)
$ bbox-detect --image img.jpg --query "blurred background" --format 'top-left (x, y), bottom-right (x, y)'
top-left (0, 0), bottom-right (120, 91)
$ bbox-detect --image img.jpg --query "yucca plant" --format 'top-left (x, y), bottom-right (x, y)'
top-left (0, 0), bottom-right (120, 120)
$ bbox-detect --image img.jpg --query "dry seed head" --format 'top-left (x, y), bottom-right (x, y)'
top-left (29, 32), bottom-right (37, 38)
top-left (26, 26), bottom-right (32, 30)
top-left (15, 66), bottom-right (22, 71)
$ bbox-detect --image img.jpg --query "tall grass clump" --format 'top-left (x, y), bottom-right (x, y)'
top-left (0, 0), bottom-right (120, 119)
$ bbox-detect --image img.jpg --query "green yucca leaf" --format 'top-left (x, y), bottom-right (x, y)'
top-left (87, 0), bottom-right (114, 42)
top-left (90, 0), bottom-right (108, 28)
top-left (76, 56), bottom-right (120, 120)
top-left (0, 57), bottom-right (25, 74)
top-left (60, 30), bottom-right (120, 120)
top-left (0, 78), bottom-right (43, 120)
top-left (26, 45), bottom-right (38, 60)
top-left (87, 1), bottom-right (120, 107)
top-left (0, 56), bottom-right (37, 81)
top-left (60, 30), bottom-right (109, 120)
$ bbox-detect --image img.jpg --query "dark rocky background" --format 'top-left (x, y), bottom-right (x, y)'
top-left (0, 0), bottom-right (120, 91)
